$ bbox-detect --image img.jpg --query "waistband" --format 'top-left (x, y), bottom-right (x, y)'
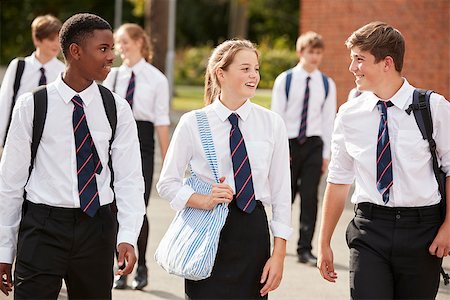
top-left (355, 202), bottom-right (442, 222)
top-left (25, 200), bottom-right (111, 221)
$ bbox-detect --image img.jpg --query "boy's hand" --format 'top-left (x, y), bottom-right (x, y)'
top-left (0, 263), bottom-right (13, 296)
top-left (116, 243), bottom-right (136, 276)
top-left (203, 177), bottom-right (233, 210)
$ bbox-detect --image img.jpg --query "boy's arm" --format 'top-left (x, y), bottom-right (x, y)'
top-left (318, 182), bottom-right (351, 282)
top-left (0, 59), bottom-right (20, 147)
top-left (321, 78), bottom-right (337, 161)
top-left (0, 93), bottom-right (33, 264)
top-left (270, 73), bottom-right (287, 116)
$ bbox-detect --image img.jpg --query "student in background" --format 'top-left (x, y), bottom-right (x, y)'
top-left (103, 23), bottom-right (170, 290)
top-left (0, 14), bottom-right (65, 148)
top-left (318, 21), bottom-right (450, 299)
top-left (271, 31), bottom-right (336, 266)
top-left (157, 39), bottom-right (292, 299)
top-left (0, 13), bottom-right (145, 298)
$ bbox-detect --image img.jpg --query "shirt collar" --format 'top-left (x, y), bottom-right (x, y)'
top-left (55, 75), bottom-right (98, 106)
top-left (212, 98), bottom-right (253, 122)
top-left (363, 78), bottom-right (413, 111)
top-left (292, 65), bottom-right (321, 78)
top-left (122, 58), bottom-right (146, 74)
top-left (29, 51), bottom-right (59, 69)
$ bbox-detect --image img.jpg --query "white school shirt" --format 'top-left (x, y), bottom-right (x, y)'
top-left (0, 75), bottom-right (145, 264)
top-left (327, 79), bottom-right (450, 207)
top-left (0, 52), bottom-right (65, 146)
top-left (103, 58), bottom-right (170, 126)
top-left (271, 66), bottom-right (337, 159)
top-left (157, 99), bottom-right (293, 240)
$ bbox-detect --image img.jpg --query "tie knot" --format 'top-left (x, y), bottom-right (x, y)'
top-left (72, 95), bottom-right (84, 108)
top-left (130, 71), bottom-right (135, 79)
top-left (40, 67), bottom-right (45, 74)
top-left (228, 113), bottom-right (239, 127)
top-left (377, 100), bottom-right (393, 115)
top-left (306, 76), bottom-right (311, 83)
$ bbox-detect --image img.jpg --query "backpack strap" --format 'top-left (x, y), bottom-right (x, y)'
top-left (4, 58), bottom-right (26, 145)
top-left (321, 72), bottom-right (329, 100)
top-left (285, 69), bottom-right (293, 101)
top-left (111, 68), bottom-right (119, 93)
top-left (98, 84), bottom-right (117, 193)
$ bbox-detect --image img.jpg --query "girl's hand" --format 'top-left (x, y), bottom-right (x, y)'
top-left (203, 176), bottom-right (234, 210)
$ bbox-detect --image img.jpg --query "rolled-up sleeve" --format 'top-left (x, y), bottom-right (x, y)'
top-left (156, 113), bottom-right (194, 210)
top-left (327, 107), bottom-right (355, 184)
top-left (268, 115), bottom-right (293, 240)
top-left (432, 94), bottom-right (450, 176)
top-left (153, 77), bottom-right (170, 126)
top-left (111, 99), bottom-right (146, 247)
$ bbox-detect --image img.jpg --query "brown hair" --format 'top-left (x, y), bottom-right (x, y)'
top-left (296, 31), bottom-right (324, 52)
top-left (115, 23), bottom-right (153, 62)
top-left (32, 15), bottom-right (62, 41)
top-left (204, 39), bottom-right (259, 105)
top-left (345, 21), bottom-right (405, 72)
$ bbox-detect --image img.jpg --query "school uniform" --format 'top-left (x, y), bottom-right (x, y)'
top-left (271, 66), bottom-right (336, 257)
top-left (328, 79), bottom-right (450, 299)
top-left (157, 99), bottom-right (292, 299)
top-left (0, 52), bottom-right (65, 146)
top-left (103, 58), bottom-right (170, 270)
top-left (0, 75), bottom-right (145, 299)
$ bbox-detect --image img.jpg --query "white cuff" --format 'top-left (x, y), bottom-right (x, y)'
top-left (170, 185), bottom-right (195, 211)
top-left (270, 220), bottom-right (293, 240)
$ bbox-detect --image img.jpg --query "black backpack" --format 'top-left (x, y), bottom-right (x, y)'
top-left (25, 85), bottom-right (117, 193)
top-left (405, 88), bottom-right (449, 285)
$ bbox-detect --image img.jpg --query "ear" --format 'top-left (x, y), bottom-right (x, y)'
top-left (216, 67), bottom-right (225, 82)
top-left (384, 56), bottom-right (395, 71)
top-left (69, 43), bottom-right (82, 61)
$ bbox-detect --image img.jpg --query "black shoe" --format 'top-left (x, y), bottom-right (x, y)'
top-left (132, 265), bottom-right (148, 290)
top-left (298, 251), bottom-right (318, 266)
top-left (113, 275), bottom-right (127, 289)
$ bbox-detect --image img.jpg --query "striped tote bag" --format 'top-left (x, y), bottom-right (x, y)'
top-left (154, 110), bottom-right (229, 280)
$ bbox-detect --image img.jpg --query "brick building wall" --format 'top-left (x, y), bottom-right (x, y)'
top-left (300, 0), bottom-right (449, 106)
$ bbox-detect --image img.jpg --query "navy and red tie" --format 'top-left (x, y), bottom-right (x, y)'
top-left (72, 95), bottom-right (103, 217)
top-left (376, 100), bottom-right (394, 204)
top-left (38, 67), bottom-right (46, 86)
top-left (228, 113), bottom-right (256, 213)
top-left (297, 76), bottom-right (311, 144)
top-left (125, 71), bottom-right (135, 107)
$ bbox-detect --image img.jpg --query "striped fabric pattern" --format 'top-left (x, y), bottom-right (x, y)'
top-left (155, 110), bottom-right (229, 281)
top-left (125, 71), bottom-right (135, 107)
top-left (297, 76), bottom-right (311, 144)
top-left (38, 67), bottom-right (46, 86)
top-left (376, 100), bottom-right (394, 204)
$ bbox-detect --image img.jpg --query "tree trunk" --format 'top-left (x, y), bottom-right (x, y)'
top-left (228, 0), bottom-right (248, 39)
top-left (145, 0), bottom-right (169, 73)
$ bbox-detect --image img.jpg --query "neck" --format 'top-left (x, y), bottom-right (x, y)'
top-left (219, 93), bottom-right (246, 111)
top-left (124, 56), bottom-right (142, 68)
top-left (373, 75), bottom-right (404, 100)
top-left (35, 49), bottom-right (53, 65)
top-left (63, 67), bottom-right (93, 93)
top-left (299, 61), bottom-right (317, 74)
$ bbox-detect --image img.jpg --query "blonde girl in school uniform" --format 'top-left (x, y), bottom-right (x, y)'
top-left (103, 23), bottom-right (170, 290)
top-left (157, 39), bottom-right (292, 299)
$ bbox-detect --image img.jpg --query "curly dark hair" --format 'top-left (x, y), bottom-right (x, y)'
top-left (60, 13), bottom-right (111, 58)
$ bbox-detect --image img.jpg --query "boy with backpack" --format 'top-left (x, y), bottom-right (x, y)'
top-left (317, 22), bottom-right (450, 299)
top-left (0, 13), bottom-right (145, 298)
top-left (271, 31), bottom-right (336, 265)
top-left (0, 14), bottom-right (65, 147)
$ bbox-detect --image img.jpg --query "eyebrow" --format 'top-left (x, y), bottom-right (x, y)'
top-left (351, 53), bottom-right (365, 59)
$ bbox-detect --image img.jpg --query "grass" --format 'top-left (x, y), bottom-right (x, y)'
top-left (172, 85), bottom-right (272, 111)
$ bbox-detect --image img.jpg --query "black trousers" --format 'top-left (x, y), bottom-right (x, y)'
top-left (346, 202), bottom-right (443, 299)
top-left (136, 121), bottom-right (155, 266)
top-left (289, 137), bottom-right (323, 254)
top-left (185, 200), bottom-right (270, 299)
top-left (14, 201), bottom-right (115, 299)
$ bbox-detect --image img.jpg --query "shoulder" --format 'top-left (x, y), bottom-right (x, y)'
top-left (53, 58), bottom-right (65, 70)
top-left (251, 103), bottom-right (284, 124)
top-left (142, 63), bottom-right (168, 82)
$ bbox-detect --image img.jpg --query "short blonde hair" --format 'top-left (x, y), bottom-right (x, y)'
top-left (204, 39), bottom-right (259, 105)
top-left (31, 15), bottom-right (62, 41)
top-left (296, 31), bottom-right (324, 52)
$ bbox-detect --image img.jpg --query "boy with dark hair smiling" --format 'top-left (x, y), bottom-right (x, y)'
top-left (0, 13), bottom-right (145, 299)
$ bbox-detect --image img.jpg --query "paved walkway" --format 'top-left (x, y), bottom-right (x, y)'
top-left (1, 110), bottom-right (449, 300)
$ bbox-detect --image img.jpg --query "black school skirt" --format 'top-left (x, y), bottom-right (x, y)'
top-left (185, 200), bottom-right (270, 300)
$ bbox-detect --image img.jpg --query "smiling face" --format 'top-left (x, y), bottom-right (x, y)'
top-left (218, 49), bottom-right (260, 102)
top-left (76, 29), bottom-right (115, 81)
top-left (115, 28), bottom-right (143, 62)
top-left (349, 46), bottom-right (386, 93)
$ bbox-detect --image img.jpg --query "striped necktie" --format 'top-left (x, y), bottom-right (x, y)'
top-left (125, 71), bottom-right (135, 107)
top-left (376, 100), bottom-right (394, 204)
top-left (297, 76), bottom-right (311, 144)
top-left (72, 95), bottom-right (103, 217)
top-left (39, 67), bottom-right (46, 86)
top-left (228, 113), bottom-right (256, 213)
